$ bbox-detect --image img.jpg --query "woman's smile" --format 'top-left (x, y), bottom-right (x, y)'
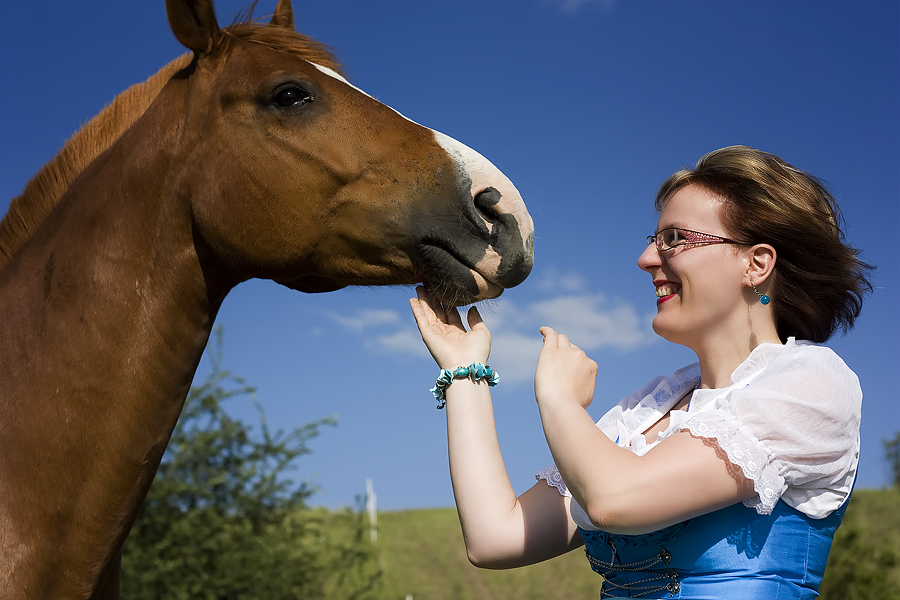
top-left (655, 280), bottom-right (681, 303)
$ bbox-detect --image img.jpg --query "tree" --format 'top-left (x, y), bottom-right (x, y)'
top-left (885, 431), bottom-right (900, 488)
top-left (820, 432), bottom-right (900, 599)
top-left (121, 328), bottom-right (381, 599)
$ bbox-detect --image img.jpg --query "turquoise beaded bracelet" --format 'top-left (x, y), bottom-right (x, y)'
top-left (430, 363), bottom-right (500, 409)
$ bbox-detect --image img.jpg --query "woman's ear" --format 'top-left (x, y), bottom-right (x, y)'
top-left (744, 244), bottom-right (777, 286)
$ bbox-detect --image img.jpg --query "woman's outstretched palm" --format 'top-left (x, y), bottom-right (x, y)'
top-left (409, 286), bottom-right (491, 369)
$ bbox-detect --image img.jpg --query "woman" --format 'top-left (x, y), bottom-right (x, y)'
top-left (409, 146), bottom-right (873, 598)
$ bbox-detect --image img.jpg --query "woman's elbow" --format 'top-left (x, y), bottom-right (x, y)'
top-left (465, 543), bottom-right (513, 569)
top-left (462, 534), bottom-right (526, 569)
top-left (466, 548), bottom-right (493, 569)
top-left (584, 501), bottom-right (613, 531)
top-left (583, 497), bottom-right (636, 534)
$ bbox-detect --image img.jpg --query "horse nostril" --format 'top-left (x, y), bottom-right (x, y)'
top-left (473, 186), bottom-right (502, 225)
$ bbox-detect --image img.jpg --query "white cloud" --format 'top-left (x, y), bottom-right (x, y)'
top-left (524, 294), bottom-right (650, 352)
top-left (370, 328), bottom-right (431, 359)
top-left (313, 278), bottom-right (655, 385)
top-left (535, 266), bottom-right (587, 293)
top-left (489, 332), bottom-right (543, 385)
top-left (320, 308), bottom-right (401, 333)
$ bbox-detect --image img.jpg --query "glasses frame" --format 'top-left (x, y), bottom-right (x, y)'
top-left (647, 227), bottom-right (744, 252)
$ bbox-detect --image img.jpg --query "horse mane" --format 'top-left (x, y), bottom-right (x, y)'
top-left (227, 23), bottom-right (342, 74)
top-left (0, 18), bottom-right (342, 272)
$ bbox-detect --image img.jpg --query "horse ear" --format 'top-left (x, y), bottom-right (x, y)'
top-left (270, 0), bottom-right (295, 30)
top-left (166, 0), bottom-right (222, 55)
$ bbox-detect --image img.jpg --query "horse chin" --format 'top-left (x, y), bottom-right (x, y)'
top-left (419, 244), bottom-right (505, 307)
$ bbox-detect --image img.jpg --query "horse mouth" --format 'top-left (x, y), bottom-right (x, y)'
top-left (419, 241), bottom-right (504, 306)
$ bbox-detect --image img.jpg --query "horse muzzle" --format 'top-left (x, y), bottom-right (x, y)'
top-left (416, 183), bottom-right (535, 306)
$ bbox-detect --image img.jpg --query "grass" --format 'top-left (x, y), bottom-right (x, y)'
top-left (376, 508), bottom-right (601, 600)
top-left (371, 488), bottom-right (900, 600)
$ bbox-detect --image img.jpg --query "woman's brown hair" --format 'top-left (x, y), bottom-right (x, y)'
top-left (655, 146), bottom-right (874, 343)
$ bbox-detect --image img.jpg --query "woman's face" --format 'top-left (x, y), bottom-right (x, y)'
top-left (637, 185), bottom-right (750, 348)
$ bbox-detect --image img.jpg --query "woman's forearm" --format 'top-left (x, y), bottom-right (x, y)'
top-left (536, 397), bottom-right (642, 531)
top-left (444, 379), bottom-right (581, 568)
top-left (443, 377), bottom-right (523, 565)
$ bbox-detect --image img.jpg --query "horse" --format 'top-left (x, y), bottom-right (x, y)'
top-left (0, 1), bottom-right (535, 598)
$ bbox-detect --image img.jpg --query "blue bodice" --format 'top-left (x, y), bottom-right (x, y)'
top-left (578, 499), bottom-right (847, 598)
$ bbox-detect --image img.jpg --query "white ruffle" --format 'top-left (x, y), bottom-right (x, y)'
top-left (667, 409), bottom-right (785, 515)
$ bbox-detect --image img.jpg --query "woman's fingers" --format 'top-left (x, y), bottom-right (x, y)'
top-left (412, 286), bottom-right (435, 321)
top-left (412, 286), bottom-right (466, 333)
top-left (540, 326), bottom-right (558, 348)
top-left (540, 326), bottom-right (586, 353)
top-left (414, 286), bottom-right (453, 327)
top-left (445, 303), bottom-right (464, 328)
top-left (467, 306), bottom-right (486, 332)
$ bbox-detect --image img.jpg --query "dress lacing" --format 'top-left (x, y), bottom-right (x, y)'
top-left (580, 528), bottom-right (683, 598)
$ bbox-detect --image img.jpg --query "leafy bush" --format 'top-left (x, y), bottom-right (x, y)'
top-left (121, 329), bottom-right (380, 599)
top-left (885, 432), bottom-right (900, 488)
top-left (819, 433), bottom-right (900, 600)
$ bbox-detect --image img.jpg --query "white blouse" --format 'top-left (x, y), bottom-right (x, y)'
top-left (537, 338), bottom-right (861, 524)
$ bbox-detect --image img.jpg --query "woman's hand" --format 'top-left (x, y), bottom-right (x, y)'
top-left (409, 286), bottom-right (491, 369)
top-left (535, 326), bottom-right (598, 410)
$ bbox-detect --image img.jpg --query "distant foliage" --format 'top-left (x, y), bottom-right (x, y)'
top-left (885, 431), bottom-right (900, 488)
top-left (819, 434), bottom-right (900, 600)
top-left (121, 328), bottom-right (380, 599)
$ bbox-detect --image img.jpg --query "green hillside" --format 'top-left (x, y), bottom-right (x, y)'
top-left (376, 508), bottom-right (600, 600)
top-left (819, 487), bottom-right (900, 599)
top-left (373, 488), bottom-right (900, 600)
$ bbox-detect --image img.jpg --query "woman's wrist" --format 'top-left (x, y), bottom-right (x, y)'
top-left (436, 355), bottom-right (489, 370)
top-left (430, 362), bottom-right (499, 409)
top-left (536, 387), bottom-right (581, 407)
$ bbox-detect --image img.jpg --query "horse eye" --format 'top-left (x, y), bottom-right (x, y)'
top-left (273, 86), bottom-right (313, 108)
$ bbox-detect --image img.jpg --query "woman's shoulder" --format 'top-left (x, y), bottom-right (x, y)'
top-left (761, 338), bottom-right (860, 392)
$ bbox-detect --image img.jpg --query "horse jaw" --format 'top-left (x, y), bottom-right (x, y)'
top-left (275, 274), bottom-right (347, 294)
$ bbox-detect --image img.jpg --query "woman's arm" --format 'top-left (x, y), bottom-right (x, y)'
top-left (410, 288), bottom-right (581, 568)
top-left (535, 327), bottom-right (756, 535)
top-left (443, 376), bottom-right (583, 568)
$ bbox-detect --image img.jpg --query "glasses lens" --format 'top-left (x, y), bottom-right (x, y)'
top-left (659, 228), bottom-right (683, 250)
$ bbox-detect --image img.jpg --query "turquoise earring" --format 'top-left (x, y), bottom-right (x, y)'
top-left (752, 285), bottom-right (770, 305)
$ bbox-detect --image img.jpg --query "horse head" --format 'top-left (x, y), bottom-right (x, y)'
top-left (166, 0), bottom-right (534, 306)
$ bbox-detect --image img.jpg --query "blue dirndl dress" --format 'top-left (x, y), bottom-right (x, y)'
top-left (578, 497), bottom-right (847, 599)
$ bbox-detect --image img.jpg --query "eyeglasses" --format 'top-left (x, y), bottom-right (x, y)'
top-left (647, 228), bottom-right (743, 252)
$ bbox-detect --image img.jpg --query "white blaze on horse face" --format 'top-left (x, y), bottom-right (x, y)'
top-left (312, 64), bottom-right (534, 292)
top-left (430, 130), bottom-right (533, 283)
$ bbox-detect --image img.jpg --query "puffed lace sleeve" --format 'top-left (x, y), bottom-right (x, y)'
top-left (536, 465), bottom-right (571, 497)
top-left (667, 340), bottom-right (861, 519)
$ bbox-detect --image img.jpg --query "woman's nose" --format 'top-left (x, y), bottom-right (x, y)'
top-left (637, 241), bottom-right (662, 273)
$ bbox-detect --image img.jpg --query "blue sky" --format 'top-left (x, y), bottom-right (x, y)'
top-left (1, 0), bottom-right (897, 511)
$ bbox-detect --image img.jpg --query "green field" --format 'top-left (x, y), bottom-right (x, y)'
top-left (373, 488), bottom-right (900, 600)
top-left (377, 508), bottom-right (599, 600)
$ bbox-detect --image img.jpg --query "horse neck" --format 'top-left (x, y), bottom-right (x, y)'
top-left (0, 54), bottom-right (192, 272)
top-left (0, 73), bottom-right (237, 597)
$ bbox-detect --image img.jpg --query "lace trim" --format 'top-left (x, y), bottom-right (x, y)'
top-left (535, 465), bottom-right (571, 497)
top-left (678, 410), bottom-right (785, 515)
top-left (538, 408), bottom-right (786, 515)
